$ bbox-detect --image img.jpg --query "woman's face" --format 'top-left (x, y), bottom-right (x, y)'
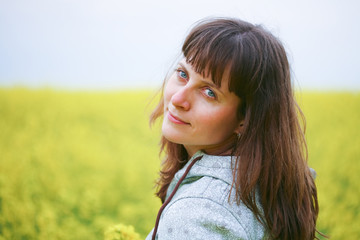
top-left (162, 59), bottom-right (242, 157)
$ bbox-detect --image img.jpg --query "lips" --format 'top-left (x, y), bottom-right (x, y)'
top-left (167, 111), bottom-right (189, 125)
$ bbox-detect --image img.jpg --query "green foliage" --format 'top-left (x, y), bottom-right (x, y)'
top-left (104, 223), bottom-right (141, 240)
top-left (297, 91), bottom-right (360, 239)
top-left (0, 88), bottom-right (161, 239)
top-left (0, 88), bottom-right (359, 239)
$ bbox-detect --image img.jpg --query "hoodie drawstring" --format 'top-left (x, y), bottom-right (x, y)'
top-left (151, 155), bottom-right (203, 240)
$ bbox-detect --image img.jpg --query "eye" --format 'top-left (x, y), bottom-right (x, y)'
top-left (204, 88), bottom-right (216, 99)
top-left (176, 69), bottom-right (188, 80)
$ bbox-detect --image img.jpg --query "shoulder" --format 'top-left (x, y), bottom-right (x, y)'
top-left (157, 193), bottom-right (264, 240)
top-left (155, 154), bottom-right (265, 239)
top-left (158, 197), bottom-right (251, 240)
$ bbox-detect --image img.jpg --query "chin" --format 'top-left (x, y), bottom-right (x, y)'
top-left (162, 129), bottom-right (184, 145)
top-left (162, 132), bottom-right (183, 144)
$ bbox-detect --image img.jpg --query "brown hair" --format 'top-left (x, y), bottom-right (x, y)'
top-left (150, 17), bottom-right (324, 240)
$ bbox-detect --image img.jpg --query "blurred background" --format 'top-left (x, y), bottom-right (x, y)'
top-left (1, 0), bottom-right (359, 90)
top-left (0, 0), bottom-right (359, 240)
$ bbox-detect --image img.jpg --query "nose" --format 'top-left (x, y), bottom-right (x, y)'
top-left (170, 86), bottom-right (191, 111)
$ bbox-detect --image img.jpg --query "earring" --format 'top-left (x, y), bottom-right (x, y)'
top-left (237, 133), bottom-right (242, 138)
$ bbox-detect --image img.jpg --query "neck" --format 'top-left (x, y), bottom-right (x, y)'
top-left (185, 134), bottom-right (238, 158)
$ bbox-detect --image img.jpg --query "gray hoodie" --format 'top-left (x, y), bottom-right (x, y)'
top-left (146, 151), bottom-right (265, 240)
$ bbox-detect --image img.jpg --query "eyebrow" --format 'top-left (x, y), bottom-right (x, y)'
top-left (178, 62), bottom-right (225, 95)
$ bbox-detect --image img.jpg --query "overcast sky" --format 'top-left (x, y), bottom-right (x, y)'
top-left (0, 0), bottom-right (359, 90)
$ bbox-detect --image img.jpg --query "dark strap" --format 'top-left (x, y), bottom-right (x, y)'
top-left (151, 155), bottom-right (203, 240)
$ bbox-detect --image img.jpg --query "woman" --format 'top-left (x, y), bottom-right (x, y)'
top-left (146, 17), bottom-right (322, 240)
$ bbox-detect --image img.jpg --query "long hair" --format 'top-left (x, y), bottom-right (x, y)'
top-left (150, 18), bottom-right (322, 240)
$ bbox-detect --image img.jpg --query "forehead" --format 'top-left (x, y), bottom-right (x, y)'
top-left (179, 58), bottom-right (232, 89)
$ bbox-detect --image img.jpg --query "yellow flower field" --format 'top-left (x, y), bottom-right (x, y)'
top-left (0, 88), bottom-right (359, 239)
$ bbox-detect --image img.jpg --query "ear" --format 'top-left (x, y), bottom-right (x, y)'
top-left (234, 119), bottom-right (244, 135)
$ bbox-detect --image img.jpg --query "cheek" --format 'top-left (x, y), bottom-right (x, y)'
top-left (163, 78), bottom-right (177, 105)
top-left (163, 87), bottom-right (172, 109)
top-left (200, 106), bottom-right (239, 132)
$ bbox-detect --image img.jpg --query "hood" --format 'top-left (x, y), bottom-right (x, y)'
top-left (166, 151), bottom-right (317, 200)
top-left (166, 151), bottom-right (236, 199)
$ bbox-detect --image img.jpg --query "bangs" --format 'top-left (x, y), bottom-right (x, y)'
top-left (182, 25), bottom-right (239, 89)
top-left (181, 18), bottom-right (266, 102)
